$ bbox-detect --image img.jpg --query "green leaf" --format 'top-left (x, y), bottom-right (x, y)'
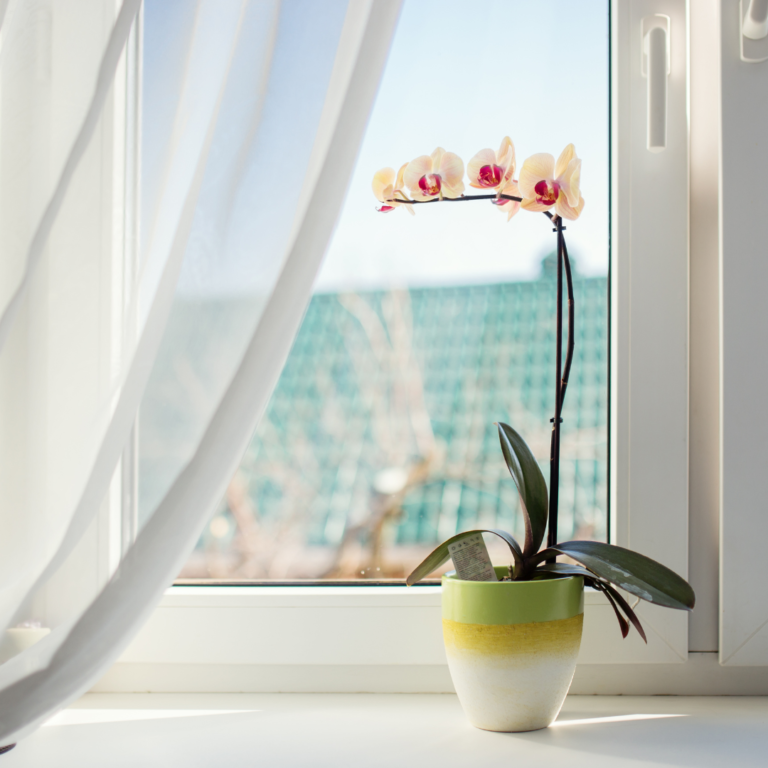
top-left (535, 563), bottom-right (598, 581)
top-left (532, 540), bottom-right (695, 611)
top-left (497, 423), bottom-right (548, 556)
top-left (405, 529), bottom-right (523, 586)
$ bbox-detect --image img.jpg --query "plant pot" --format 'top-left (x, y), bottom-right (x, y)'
top-left (442, 568), bottom-right (584, 732)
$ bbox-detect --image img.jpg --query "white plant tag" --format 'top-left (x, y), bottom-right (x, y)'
top-left (448, 534), bottom-right (498, 582)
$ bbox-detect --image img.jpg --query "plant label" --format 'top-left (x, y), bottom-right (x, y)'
top-left (448, 534), bottom-right (497, 581)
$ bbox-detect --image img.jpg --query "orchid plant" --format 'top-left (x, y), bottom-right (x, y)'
top-left (372, 138), bottom-right (695, 641)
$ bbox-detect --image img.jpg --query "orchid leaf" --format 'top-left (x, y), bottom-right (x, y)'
top-left (594, 581), bottom-right (629, 639)
top-left (405, 529), bottom-right (523, 586)
top-left (602, 583), bottom-right (647, 643)
top-left (497, 423), bottom-right (548, 556)
top-left (535, 563), bottom-right (599, 581)
top-left (532, 540), bottom-right (695, 611)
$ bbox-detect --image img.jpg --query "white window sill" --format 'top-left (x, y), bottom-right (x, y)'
top-left (14, 693), bottom-right (767, 767)
top-left (96, 587), bottom-right (768, 695)
top-left (102, 584), bottom-right (692, 690)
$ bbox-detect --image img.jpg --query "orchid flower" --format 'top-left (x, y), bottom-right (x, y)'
top-left (404, 147), bottom-right (464, 201)
top-left (518, 144), bottom-right (585, 220)
top-left (372, 163), bottom-right (414, 214)
top-left (467, 136), bottom-right (516, 194)
top-left (492, 180), bottom-right (522, 222)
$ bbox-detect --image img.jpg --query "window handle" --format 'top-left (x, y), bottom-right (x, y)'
top-left (642, 16), bottom-right (670, 154)
top-left (743, 0), bottom-right (768, 39)
top-left (741, 0), bottom-right (768, 62)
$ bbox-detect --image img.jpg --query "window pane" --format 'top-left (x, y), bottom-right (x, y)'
top-left (166, 0), bottom-right (609, 581)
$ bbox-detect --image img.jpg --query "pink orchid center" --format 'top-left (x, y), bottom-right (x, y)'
top-left (418, 173), bottom-right (442, 196)
top-left (534, 179), bottom-right (560, 206)
top-left (477, 164), bottom-right (504, 188)
top-left (377, 205), bottom-right (395, 213)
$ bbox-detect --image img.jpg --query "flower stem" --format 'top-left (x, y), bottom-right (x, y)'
top-left (560, 234), bottom-right (576, 406)
top-left (547, 218), bottom-right (565, 557)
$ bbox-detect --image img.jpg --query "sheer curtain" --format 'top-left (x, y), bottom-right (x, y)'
top-left (0, 0), bottom-right (401, 743)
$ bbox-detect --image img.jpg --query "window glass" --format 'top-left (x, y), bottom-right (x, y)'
top-left (164, 0), bottom-right (609, 581)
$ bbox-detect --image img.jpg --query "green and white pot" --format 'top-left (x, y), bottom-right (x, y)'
top-left (442, 568), bottom-right (584, 732)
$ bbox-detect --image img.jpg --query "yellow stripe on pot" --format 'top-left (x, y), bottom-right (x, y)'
top-left (443, 614), bottom-right (584, 658)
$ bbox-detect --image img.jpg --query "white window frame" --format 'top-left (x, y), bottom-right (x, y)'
top-left (27, 0), bottom-right (756, 693)
top-left (608, 0), bottom-right (691, 665)
top-left (45, 0), bottom-right (137, 626)
top-left (0, 0), bottom-right (130, 630)
top-left (719, 0), bottom-right (768, 667)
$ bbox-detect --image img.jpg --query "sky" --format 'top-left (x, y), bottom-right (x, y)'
top-left (142, 0), bottom-right (608, 299)
top-left (315, 0), bottom-right (609, 293)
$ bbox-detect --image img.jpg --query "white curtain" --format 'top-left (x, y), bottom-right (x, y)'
top-left (0, 0), bottom-right (401, 743)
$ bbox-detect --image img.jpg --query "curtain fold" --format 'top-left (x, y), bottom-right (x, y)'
top-left (0, 0), bottom-right (401, 744)
top-left (4, 0), bottom-right (251, 635)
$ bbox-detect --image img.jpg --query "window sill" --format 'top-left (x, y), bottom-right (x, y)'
top-left (17, 693), bottom-right (768, 767)
top-left (95, 586), bottom-right (768, 694)
top-left (100, 584), bottom-right (691, 686)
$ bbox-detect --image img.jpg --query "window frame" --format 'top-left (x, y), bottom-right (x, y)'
top-left (719, 0), bottom-right (768, 667)
top-left (81, 0), bottom-right (766, 692)
top-left (0, 0), bottom-right (131, 630)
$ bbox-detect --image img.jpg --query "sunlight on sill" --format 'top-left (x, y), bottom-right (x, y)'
top-left (42, 709), bottom-right (687, 729)
top-left (43, 709), bottom-right (261, 727)
top-left (552, 713), bottom-right (687, 727)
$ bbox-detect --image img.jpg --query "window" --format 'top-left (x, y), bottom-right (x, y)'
top-left (138, 0), bottom-right (611, 583)
top-left (101, 0), bottom-right (700, 693)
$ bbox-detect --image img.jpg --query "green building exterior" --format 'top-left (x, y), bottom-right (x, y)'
top-left (218, 267), bottom-right (608, 573)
